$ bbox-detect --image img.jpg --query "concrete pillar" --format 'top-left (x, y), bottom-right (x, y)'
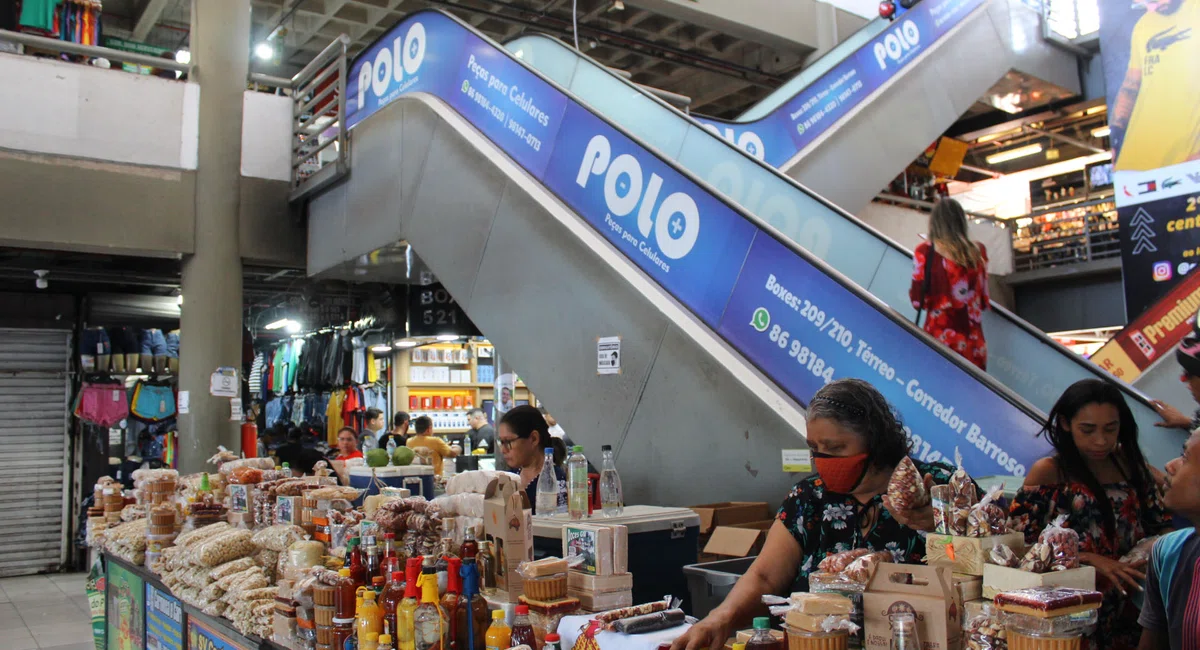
top-left (806, 1), bottom-right (841, 65)
top-left (177, 0), bottom-right (250, 473)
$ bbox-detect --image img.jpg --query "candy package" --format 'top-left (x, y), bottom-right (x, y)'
top-left (817, 549), bottom-right (871, 574)
top-left (966, 485), bottom-right (1008, 538)
top-left (949, 447), bottom-right (979, 509)
top-left (1039, 515), bottom-right (1080, 571)
top-left (1018, 541), bottom-right (1052, 573)
top-left (964, 602), bottom-right (1007, 650)
top-left (1119, 535), bottom-right (1159, 566)
top-left (887, 457), bottom-right (929, 511)
top-left (842, 551), bottom-right (892, 584)
top-left (988, 544), bottom-right (1020, 568)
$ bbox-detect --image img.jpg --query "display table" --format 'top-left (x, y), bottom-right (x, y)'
top-left (556, 614), bottom-right (691, 650)
top-left (102, 554), bottom-right (272, 650)
top-left (532, 506), bottom-right (700, 614)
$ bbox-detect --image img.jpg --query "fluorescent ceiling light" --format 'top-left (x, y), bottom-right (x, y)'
top-left (254, 43), bottom-right (274, 61)
top-left (986, 144), bottom-right (1043, 164)
top-left (370, 344), bottom-right (393, 353)
top-left (1086, 106), bottom-right (1106, 115)
top-left (976, 128), bottom-right (1022, 144)
top-left (393, 340), bottom-right (418, 348)
top-left (264, 318), bottom-right (289, 330)
top-left (1091, 126), bottom-right (1110, 138)
top-left (436, 334), bottom-right (460, 341)
top-left (175, 50), bottom-right (190, 65)
top-left (284, 321), bottom-right (302, 334)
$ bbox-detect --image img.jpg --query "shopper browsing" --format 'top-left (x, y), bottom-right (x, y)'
top-left (1009, 379), bottom-right (1171, 650)
top-left (377, 411), bottom-right (410, 449)
top-left (275, 427), bottom-right (328, 474)
top-left (360, 407), bottom-right (384, 452)
top-left (670, 379), bottom-right (968, 650)
top-left (335, 427), bottom-right (364, 461)
top-left (406, 416), bottom-right (457, 476)
top-left (498, 405), bottom-right (565, 515)
top-left (1137, 430), bottom-right (1200, 650)
top-left (467, 409), bottom-right (495, 454)
top-left (909, 198), bottom-right (990, 370)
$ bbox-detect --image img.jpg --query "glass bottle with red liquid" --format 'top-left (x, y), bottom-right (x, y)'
top-left (365, 541), bottom-right (382, 583)
top-left (382, 571), bottom-right (407, 641)
top-left (440, 557), bottom-right (463, 650)
top-left (459, 528), bottom-right (478, 561)
top-left (383, 532), bottom-right (400, 579)
top-left (510, 606), bottom-right (536, 649)
top-left (348, 538), bottom-right (367, 590)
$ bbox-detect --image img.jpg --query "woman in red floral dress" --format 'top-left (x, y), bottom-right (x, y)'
top-left (909, 198), bottom-right (990, 370)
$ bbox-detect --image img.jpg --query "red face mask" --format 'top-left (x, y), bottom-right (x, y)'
top-left (812, 451), bottom-right (869, 494)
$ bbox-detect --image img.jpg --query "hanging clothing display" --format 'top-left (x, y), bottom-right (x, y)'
top-left (74, 381), bottom-right (128, 428)
top-left (129, 379), bottom-right (177, 422)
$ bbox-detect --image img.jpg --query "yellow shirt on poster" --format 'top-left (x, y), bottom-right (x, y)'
top-left (1116, 0), bottom-right (1200, 171)
top-left (407, 434), bottom-right (453, 476)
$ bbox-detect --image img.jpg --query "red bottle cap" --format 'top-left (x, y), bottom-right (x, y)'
top-left (546, 634), bottom-right (561, 643)
top-left (383, 532), bottom-right (395, 540)
top-left (515, 605), bottom-right (529, 615)
top-left (392, 571), bottom-right (402, 582)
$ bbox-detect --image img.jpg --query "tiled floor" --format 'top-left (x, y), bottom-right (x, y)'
top-left (0, 574), bottom-right (94, 650)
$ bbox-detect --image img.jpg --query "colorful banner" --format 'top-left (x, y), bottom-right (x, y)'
top-left (1091, 261), bottom-right (1200, 381)
top-left (343, 10), bottom-right (1048, 478)
top-left (106, 561), bottom-right (145, 650)
top-left (188, 617), bottom-right (252, 650)
top-left (1099, 0), bottom-right (1200, 317)
top-left (688, 0), bottom-right (987, 167)
top-left (145, 585), bottom-right (183, 650)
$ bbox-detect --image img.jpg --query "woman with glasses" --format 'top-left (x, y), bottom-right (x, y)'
top-left (499, 405), bottom-right (566, 514)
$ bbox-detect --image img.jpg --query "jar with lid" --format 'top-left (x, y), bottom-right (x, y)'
top-left (889, 613), bottom-right (920, 650)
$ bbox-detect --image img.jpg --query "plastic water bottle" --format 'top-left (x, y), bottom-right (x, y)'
top-left (386, 438), bottom-right (398, 464)
top-left (567, 446), bottom-right (588, 520)
top-left (535, 448), bottom-right (559, 516)
top-left (599, 445), bottom-right (624, 517)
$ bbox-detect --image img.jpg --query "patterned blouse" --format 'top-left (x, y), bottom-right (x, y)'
top-left (778, 458), bottom-right (963, 592)
top-left (909, 242), bottom-right (990, 371)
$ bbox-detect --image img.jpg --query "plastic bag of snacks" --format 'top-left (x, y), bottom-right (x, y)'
top-left (989, 544), bottom-right (1020, 568)
top-left (1039, 515), bottom-right (1080, 571)
top-left (886, 457), bottom-right (929, 511)
top-left (964, 602), bottom-right (1007, 650)
top-left (949, 448), bottom-right (979, 509)
top-left (966, 485), bottom-right (1008, 538)
top-left (1019, 541), bottom-right (1052, 573)
top-left (252, 524), bottom-right (308, 552)
top-left (817, 549), bottom-right (871, 574)
top-left (1119, 535), bottom-right (1159, 565)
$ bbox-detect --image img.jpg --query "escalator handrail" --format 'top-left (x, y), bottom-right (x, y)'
top-left (342, 8), bottom-right (1047, 425)
top-left (503, 30), bottom-right (1163, 416)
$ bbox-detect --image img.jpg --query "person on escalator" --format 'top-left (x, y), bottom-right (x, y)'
top-left (1151, 336), bottom-right (1200, 485)
top-left (910, 197), bottom-right (990, 370)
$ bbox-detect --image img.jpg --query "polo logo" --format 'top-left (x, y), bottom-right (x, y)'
top-left (873, 20), bottom-right (921, 70)
top-left (576, 134), bottom-right (701, 261)
top-left (356, 21), bottom-right (427, 108)
top-left (699, 123), bottom-right (767, 161)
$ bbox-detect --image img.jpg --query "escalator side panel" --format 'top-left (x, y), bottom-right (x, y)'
top-left (570, 63), bottom-right (692, 161)
top-left (309, 179), bottom-right (349, 277)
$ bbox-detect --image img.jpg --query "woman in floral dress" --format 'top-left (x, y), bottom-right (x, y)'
top-left (909, 198), bottom-right (990, 370)
top-left (670, 379), bottom-right (973, 650)
top-left (1010, 379), bottom-right (1171, 650)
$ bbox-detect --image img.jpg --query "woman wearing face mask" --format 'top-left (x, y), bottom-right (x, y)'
top-left (1009, 379), bottom-right (1171, 650)
top-left (670, 379), bottom-right (968, 650)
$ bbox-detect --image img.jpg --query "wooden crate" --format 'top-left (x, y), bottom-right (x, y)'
top-left (982, 564), bottom-right (1096, 599)
top-left (925, 532), bottom-right (1025, 576)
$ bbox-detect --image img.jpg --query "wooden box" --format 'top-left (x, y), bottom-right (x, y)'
top-left (925, 532), bottom-right (1025, 576)
top-left (982, 564), bottom-right (1096, 599)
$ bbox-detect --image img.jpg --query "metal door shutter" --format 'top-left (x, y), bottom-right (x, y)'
top-left (0, 329), bottom-right (70, 577)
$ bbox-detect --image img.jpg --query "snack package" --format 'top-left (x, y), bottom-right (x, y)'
top-left (966, 485), bottom-right (1008, 538)
top-left (842, 551), bottom-right (892, 584)
top-left (993, 586), bottom-right (1102, 618)
top-left (989, 544), bottom-right (1020, 568)
top-left (887, 457), bottom-right (929, 511)
top-left (1119, 535), bottom-right (1159, 566)
top-left (1018, 541), bottom-right (1052, 574)
top-left (964, 602), bottom-right (1007, 650)
top-left (608, 609), bottom-right (686, 634)
top-left (950, 507), bottom-right (972, 536)
top-left (1039, 515), bottom-right (1080, 571)
top-left (949, 447), bottom-right (979, 509)
top-left (930, 484), bottom-right (954, 535)
top-left (817, 549), bottom-right (871, 574)
top-left (594, 597), bottom-right (673, 626)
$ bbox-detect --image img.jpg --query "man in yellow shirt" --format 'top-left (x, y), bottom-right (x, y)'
top-left (1111, 0), bottom-right (1200, 171)
top-left (405, 415), bottom-right (458, 476)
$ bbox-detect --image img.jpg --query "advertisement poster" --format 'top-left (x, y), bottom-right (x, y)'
top-left (106, 562), bottom-right (145, 650)
top-left (188, 617), bottom-right (251, 650)
top-left (145, 585), bottom-right (183, 650)
top-left (1099, 0), bottom-right (1200, 317)
top-left (1091, 263), bottom-right (1200, 381)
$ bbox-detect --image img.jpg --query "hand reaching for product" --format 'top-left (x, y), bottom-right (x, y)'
top-left (1081, 552), bottom-right (1145, 596)
top-left (883, 474), bottom-right (937, 532)
top-left (668, 613), bottom-right (730, 650)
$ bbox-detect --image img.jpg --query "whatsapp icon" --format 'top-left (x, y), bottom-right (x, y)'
top-left (750, 307), bottom-right (771, 332)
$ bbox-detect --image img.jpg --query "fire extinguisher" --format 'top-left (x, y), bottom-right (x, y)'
top-left (241, 420), bottom-right (258, 458)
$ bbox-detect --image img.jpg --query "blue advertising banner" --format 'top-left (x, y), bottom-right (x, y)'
top-left (145, 585), bottom-right (183, 650)
top-left (341, 9), bottom-right (1045, 477)
top-left (691, 0), bottom-right (988, 167)
top-left (1098, 0), bottom-right (1200, 318)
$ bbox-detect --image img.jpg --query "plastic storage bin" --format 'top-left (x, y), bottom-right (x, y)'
top-left (533, 506), bottom-right (700, 614)
top-left (348, 465), bottom-right (435, 503)
top-left (682, 556), bottom-right (755, 619)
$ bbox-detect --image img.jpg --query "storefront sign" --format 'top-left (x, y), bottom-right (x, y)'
top-left (1091, 264), bottom-right (1200, 382)
top-left (343, 10), bottom-right (1047, 478)
top-left (408, 281), bottom-right (480, 338)
top-left (101, 37), bottom-right (170, 75)
top-left (145, 585), bottom-right (183, 650)
top-left (1099, 0), bottom-right (1200, 318)
top-left (188, 617), bottom-right (251, 650)
top-left (689, 0), bottom-right (988, 167)
top-left (106, 562), bottom-right (145, 650)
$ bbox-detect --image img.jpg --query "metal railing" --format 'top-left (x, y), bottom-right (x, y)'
top-left (0, 28), bottom-right (190, 73)
top-left (1011, 197), bottom-right (1120, 271)
top-left (279, 35), bottom-right (351, 202)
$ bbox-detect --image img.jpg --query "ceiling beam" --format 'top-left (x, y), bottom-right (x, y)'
top-left (133, 0), bottom-right (173, 41)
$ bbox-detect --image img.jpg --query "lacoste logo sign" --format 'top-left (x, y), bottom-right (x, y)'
top-left (1147, 26), bottom-right (1191, 52)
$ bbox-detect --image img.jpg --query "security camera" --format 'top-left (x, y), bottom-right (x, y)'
top-left (34, 270), bottom-right (48, 290)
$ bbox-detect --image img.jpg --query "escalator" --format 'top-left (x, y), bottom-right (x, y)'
top-left (304, 9), bottom-right (1051, 504)
top-left (504, 15), bottom-right (1185, 470)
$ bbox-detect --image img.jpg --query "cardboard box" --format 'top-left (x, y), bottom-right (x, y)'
top-left (925, 532), bottom-right (1025, 576)
top-left (570, 589), bottom-right (632, 612)
top-left (703, 525), bottom-right (768, 559)
top-left (954, 574), bottom-right (983, 603)
top-left (981, 564), bottom-right (1096, 600)
top-left (484, 476), bottom-right (533, 601)
top-left (563, 523), bottom-right (628, 576)
top-left (568, 571), bottom-right (632, 594)
top-left (863, 563), bottom-right (962, 650)
top-left (689, 502), bottom-right (772, 535)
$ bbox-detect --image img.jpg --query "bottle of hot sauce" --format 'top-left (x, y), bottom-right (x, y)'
top-left (348, 538), bottom-right (367, 590)
top-left (381, 570), bottom-right (406, 638)
top-left (440, 557), bottom-right (463, 650)
top-left (397, 557), bottom-right (423, 650)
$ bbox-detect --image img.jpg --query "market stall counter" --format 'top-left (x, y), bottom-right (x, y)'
top-left (103, 553), bottom-right (273, 650)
